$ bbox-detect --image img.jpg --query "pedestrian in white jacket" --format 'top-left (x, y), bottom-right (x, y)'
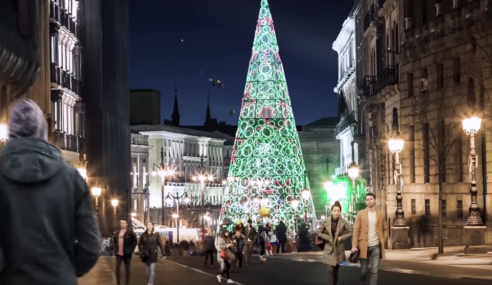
top-left (215, 233), bottom-right (225, 271)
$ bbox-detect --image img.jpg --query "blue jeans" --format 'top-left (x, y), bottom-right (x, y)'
top-left (360, 245), bottom-right (380, 285)
top-left (146, 263), bottom-right (156, 285)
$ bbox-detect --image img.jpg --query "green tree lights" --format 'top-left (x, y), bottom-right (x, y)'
top-left (219, 0), bottom-right (315, 234)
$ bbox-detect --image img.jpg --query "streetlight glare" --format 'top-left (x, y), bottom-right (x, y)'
top-left (91, 187), bottom-right (102, 197)
top-left (0, 124), bottom-right (9, 142)
top-left (208, 175), bottom-right (214, 181)
top-left (111, 199), bottom-right (118, 208)
top-left (388, 138), bottom-right (404, 153)
top-left (77, 168), bottom-right (87, 180)
top-left (323, 181), bottom-right (333, 191)
top-left (462, 116), bottom-right (481, 134)
top-left (184, 194), bottom-right (190, 203)
top-left (172, 213), bottom-right (179, 219)
top-left (301, 188), bottom-right (311, 200)
top-left (131, 212), bottom-right (136, 217)
top-left (222, 180), bottom-right (227, 185)
top-left (347, 162), bottom-right (360, 181)
top-left (291, 199), bottom-right (299, 209)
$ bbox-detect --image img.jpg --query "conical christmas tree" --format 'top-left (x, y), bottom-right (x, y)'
top-left (220, 0), bottom-right (315, 234)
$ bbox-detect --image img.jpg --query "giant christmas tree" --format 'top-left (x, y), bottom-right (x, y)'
top-left (220, 0), bottom-right (315, 234)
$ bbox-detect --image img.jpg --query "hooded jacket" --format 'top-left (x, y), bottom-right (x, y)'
top-left (0, 138), bottom-right (101, 285)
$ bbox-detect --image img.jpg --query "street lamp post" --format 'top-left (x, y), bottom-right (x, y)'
top-left (301, 188), bottom-right (311, 223)
top-left (166, 192), bottom-right (190, 244)
top-left (462, 116), bottom-right (487, 254)
top-left (152, 147), bottom-right (174, 226)
top-left (347, 162), bottom-right (359, 213)
top-left (111, 199), bottom-right (119, 231)
top-left (388, 135), bottom-right (410, 249)
top-left (290, 199), bottom-right (299, 236)
top-left (91, 187), bottom-right (102, 216)
top-left (192, 173), bottom-right (213, 238)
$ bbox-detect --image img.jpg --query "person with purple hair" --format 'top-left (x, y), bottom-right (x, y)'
top-left (0, 99), bottom-right (101, 285)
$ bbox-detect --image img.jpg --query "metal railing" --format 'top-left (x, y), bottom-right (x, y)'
top-left (53, 131), bottom-right (83, 153)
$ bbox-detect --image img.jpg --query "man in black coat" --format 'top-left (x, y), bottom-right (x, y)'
top-left (113, 219), bottom-right (137, 285)
top-left (0, 99), bottom-right (101, 285)
top-left (275, 221), bottom-right (287, 253)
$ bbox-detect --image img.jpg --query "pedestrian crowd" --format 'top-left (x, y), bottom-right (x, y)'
top-left (0, 99), bottom-right (388, 285)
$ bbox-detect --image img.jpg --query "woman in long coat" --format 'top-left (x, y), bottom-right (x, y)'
top-left (317, 201), bottom-right (353, 285)
top-left (138, 222), bottom-right (165, 285)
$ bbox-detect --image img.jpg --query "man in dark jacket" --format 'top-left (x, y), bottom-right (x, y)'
top-left (275, 220), bottom-right (287, 253)
top-left (244, 219), bottom-right (257, 266)
top-left (0, 99), bottom-right (100, 285)
top-left (113, 219), bottom-right (137, 285)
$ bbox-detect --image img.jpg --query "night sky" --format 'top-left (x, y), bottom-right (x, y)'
top-left (129, 0), bottom-right (354, 126)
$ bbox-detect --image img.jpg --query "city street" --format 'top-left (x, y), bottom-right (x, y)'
top-left (79, 255), bottom-right (492, 285)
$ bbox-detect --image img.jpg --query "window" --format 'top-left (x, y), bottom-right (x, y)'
top-left (437, 64), bottom-right (444, 88)
top-left (425, 199), bottom-right (430, 216)
top-left (453, 58), bottom-right (461, 82)
top-left (408, 73), bottom-right (414, 97)
top-left (410, 126), bottom-right (415, 183)
top-left (441, 199), bottom-right (447, 217)
top-left (411, 199), bottom-right (416, 215)
top-left (457, 200), bottom-right (463, 219)
top-left (423, 123), bottom-right (430, 183)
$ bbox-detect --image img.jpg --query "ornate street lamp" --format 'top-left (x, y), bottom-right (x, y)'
top-left (91, 187), bottom-right (102, 215)
top-left (347, 162), bottom-right (359, 212)
top-left (166, 192), bottom-right (190, 243)
top-left (111, 199), bottom-right (119, 231)
top-left (388, 135), bottom-right (406, 227)
top-left (462, 116), bottom-right (484, 226)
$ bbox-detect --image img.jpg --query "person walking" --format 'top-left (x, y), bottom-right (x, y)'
top-left (351, 193), bottom-right (387, 285)
top-left (257, 224), bottom-right (268, 261)
top-left (318, 201), bottom-right (353, 285)
top-left (216, 231), bottom-right (235, 283)
top-left (231, 229), bottom-right (246, 272)
top-left (138, 222), bottom-right (165, 285)
top-left (275, 221), bottom-right (287, 253)
top-left (204, 229), bottom-right (215, 268)
top-left (113, 219), bottom-right (138, 285)
top-left (215, 229), bottom-right (225, 271)
top-left (244, 219), bottom-right (257, 266)
top-left (0, 99), bottom-right (100, 285)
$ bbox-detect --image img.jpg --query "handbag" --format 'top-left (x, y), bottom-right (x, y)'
top-left (220, 249), bottom-right (227, 260)
top-left (140, 250), bottom-right (150, 262)
top-left (348, 250), bottom-right (360, 263)
top-left (315, 236), bottom-right (325, 250)
top-left (225, 248), bottom-right (236, 262)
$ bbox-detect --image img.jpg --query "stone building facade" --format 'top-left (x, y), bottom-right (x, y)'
top-left (131, 124), bottom-right (235, 228)
top-left (130, 131), bottom-right (152, 224)
top-left (356, 0), bottom-right (492, 248)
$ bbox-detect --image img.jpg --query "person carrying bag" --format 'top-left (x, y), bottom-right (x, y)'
top-left (317, 201), bottom-right (353, 285)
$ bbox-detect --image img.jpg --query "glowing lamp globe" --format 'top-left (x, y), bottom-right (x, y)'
top-left (291, 199), bottom-right (299, 210)
top-left (111, 199), bottom-right (118, 208)
top-left (172, 214), bottom-right (179, 219)
top-left (0, 124), bottom-right (8, 142)
top-left (165, 194), bottom-right (172, 204)
top-left (91, 187), bottom-right (102, 197)
top-left (183, 194), bottom-right (190, 203)
top-left (259, 207), bottom-right (270, 217)
top-left (388, 137), bottom-right (404, 153)
top-left (462, 116), bottom-right (481, 135)
top-left (301, 188), bottom-right (311, 200)
top-left (323, 181), bottom-right (333, 191)
top-left (347, 162), bottom-right (359, 181)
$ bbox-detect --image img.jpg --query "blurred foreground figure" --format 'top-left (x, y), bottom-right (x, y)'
top-left (0, 99), bottom-right (101, 285)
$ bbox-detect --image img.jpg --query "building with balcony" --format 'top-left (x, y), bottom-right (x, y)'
top-left (131, 124), bottom-right (235, 227)
top-left (130, 131), bottom-right (152, 224)
top-left (333, 8), bottom-right (368, 218)
top-left (298, 117), bottom-right (340, 217)
top-left (357, 0), bottom-right (492, 248)
top-left (49, 0), bottom-right (85, 165)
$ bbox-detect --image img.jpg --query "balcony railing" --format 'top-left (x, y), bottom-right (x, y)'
top-left (361, 66), bottom-right (399, 98)
top-left (53, 131), bottom-right (83, 153)
top-left (131, 135), bottom-right (148, 146)
top-left (50, 63), bottom-right (81, 95)
top-left (336, 112), bottom-right (357, 135)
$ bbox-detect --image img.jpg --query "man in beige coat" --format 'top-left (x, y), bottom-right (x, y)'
top-left (351, 193), bottom-right (387, 285)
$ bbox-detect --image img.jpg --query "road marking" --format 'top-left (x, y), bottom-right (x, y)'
top-left (166, 260), bottom-right (246, 285)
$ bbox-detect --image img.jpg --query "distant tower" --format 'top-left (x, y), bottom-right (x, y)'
top-left (204, 93), bottom-right (211, 126)
top-left (171, 88), bottom-right (180, 126)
